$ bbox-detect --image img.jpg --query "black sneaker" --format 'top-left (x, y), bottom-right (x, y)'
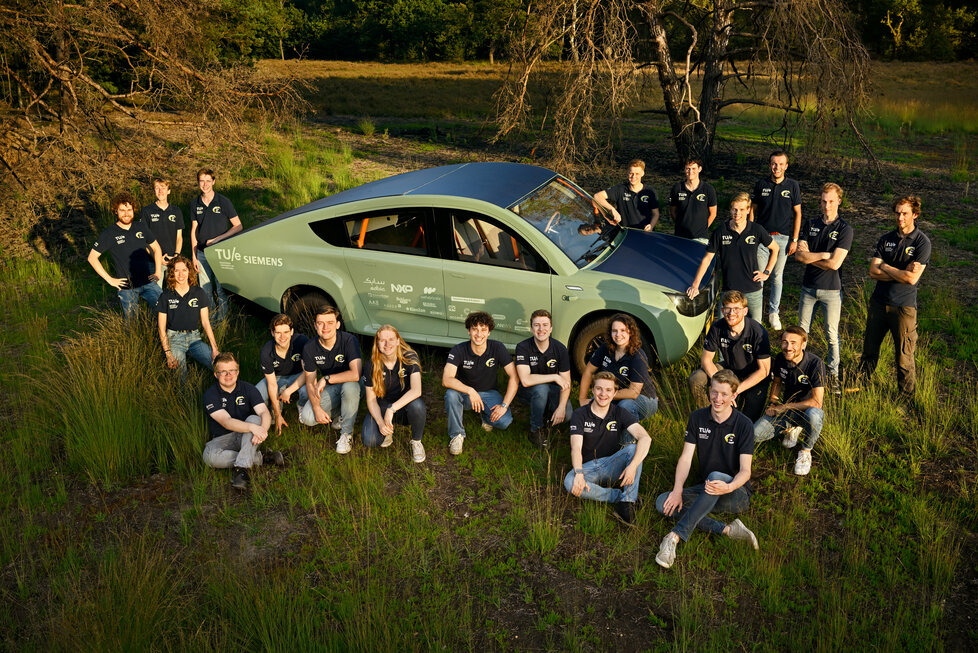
top-left (613, 501), bottom-right (636, 526)
top-left (528, 429), bottom-right (549, 449)
top-left (231, 467), bottom-right (249, 490)
top-left (265, 450), bottom-right (285, 467)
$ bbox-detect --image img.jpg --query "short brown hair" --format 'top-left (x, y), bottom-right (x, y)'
top-left (685, 158), bottom-right (703, 168)
top-left (730, 192), bottom-right (751, 207)
top-left (592, 370), bottom-right (617, 387)
top-left (270, 313), bottom-right (293, 330)
top-left (893, 195), bottom-right (921, 216)
top-left (627, 159), bottom-right (646, 172)
top-left (782, 325), bottom-right (808, 342)
top-left (711, 369), bottom-right (740, 394)
top-left (197, 167), bottom-right (216, 181)
top-left (530, 309), bottom-right (552, 324)
top-left (110, 191), bottom-right (135, 215)
top-left (465, 311), bottom-right (494, 331)
top-left (769, 149), bottom-right (789, 162)
top-left (821, 182), bottom-right (843, 199)
top-left (214, 351), bottom-right (238, 367)
top-left (315, 305), bottom-right (341, 321)
top-left (721, 290), bottom-right (747, 307)
top-left (152, 177), bottom-right (171, 189)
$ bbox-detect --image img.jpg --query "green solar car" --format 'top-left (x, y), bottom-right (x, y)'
top-left (209, 162), bottom-right (715, 371)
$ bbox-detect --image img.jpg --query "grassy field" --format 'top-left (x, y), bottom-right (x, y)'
top-left (1, 61), bottom-right (977, 651)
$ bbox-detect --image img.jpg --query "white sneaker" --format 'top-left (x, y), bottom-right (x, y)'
top-left (481, 421), bottom-right (494, 432)
top-left (336, 433), bottom-right (352, 454)
top-left (655, 533), bottom-right (678, 569)
top-left (411, 440), bottom-right (426, 463)
top-left (769, 313), bottom-right (782, 330)
top-left (381, 433), bottom-right (393, 448)
top-left (449, 434), bottom-right (465, 455)
top-left (794, 450), bottom-right (812, 476)
top-left (726, 518), bottom-right (759, 550)
top-left (782, 426), bottom-right (802, 448)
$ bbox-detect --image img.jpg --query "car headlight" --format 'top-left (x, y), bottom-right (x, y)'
top-left (665, 290), bottom-right (712, 317)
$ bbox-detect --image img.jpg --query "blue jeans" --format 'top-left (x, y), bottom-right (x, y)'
top-left (617, 395), bottom-right (658, 422)
top-left (757, 233), bottom-right (790, 316)
top-left (362, 397), bottom-right (426, 446)
top-left (167, 329), bottom-right (212, 380)
top-left (516, 384), bottom-right (573, 431)
top-left (202, 414), bottom-right (265, 469)
top-left (299, 381), bottom-right (361, 436)
top-left (562, 444), bottom-right (643, 504)
top-left (798, 286), bottom-right (842, 377)
top-left (256, 372), bottom-right (309, 407)
top-left (655, 471), bottom-right (751, 541)
top-left (118, 281), bottom-right (162, 319)
top-left (196, 249), bottom-right (227, 323)
top-left (444, 388), bottom-right (513, 440)
top-left (754, 406), bottom-right (824, 450)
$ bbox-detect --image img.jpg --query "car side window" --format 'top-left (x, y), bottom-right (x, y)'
top-left (447, 210), bottom-right (546, 272)
top-left (310, 209), bottom-right (431, 255)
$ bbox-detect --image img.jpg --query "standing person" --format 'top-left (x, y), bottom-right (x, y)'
top-left (564, 372), bottom-right (653, 526)
top-left (687, 193), bottom-right (779, 321)
top-left (299, 306), bottom-right (362, 454)
top-left (794, 183), bottom-right (853, 387)
top-left (669, 159), bottom-right (718, 244)
top-left (688, 291), bottom-right (772, 422)
top-left (442, 311), bottom-right (518, 456)
top-left (157, 255), bottom-right (219, 379)
top-left (140, 177), bottom-right (184, 273)
top-left (189, 168), bottom-right (241, 323)
top-left (750, 150), bottom-right (802, 330)
top-left (256, 314), bottom-right (309, 436)
top-left (362, 325), bottom-right (427, 463)
top-left (857, 196), bottom-right (931, 397)
top-left (578, 314), bottom-right (658, 422)
top-left (593, 159), bottom-right (661, 231)
top-left (515, 309), bottom-right (574, 448)
top-left (654, 370), bottom-right (759, 569)
top-left (754, 326), bottom-right (825, 476)
top-left (202, 352), bottom-right (285, 491)
top-left (87, 191), bottom-right (163, 318)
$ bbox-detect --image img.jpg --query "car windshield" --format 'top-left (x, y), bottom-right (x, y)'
top-left (509, 177), bottom-right (621, 269)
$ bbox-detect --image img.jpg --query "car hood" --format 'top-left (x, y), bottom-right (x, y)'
top-left (591, 230), bottom-right (711, 292)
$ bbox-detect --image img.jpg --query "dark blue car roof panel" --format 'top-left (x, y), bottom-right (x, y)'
top-left (593, 229), bottom-right (711, 293)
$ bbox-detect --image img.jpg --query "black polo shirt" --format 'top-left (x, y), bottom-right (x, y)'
top-left (669, 181), bottom-right (717, 239)
top-left (604, 183), bottom-right (659, 229)
top-left (446, 339), bottom-right (511, 393)
top-left (684, 407), bottom-right (754, 490)
top-left (190, 192), bottom-right (237, 249)
top-left (703, 317), bottom-right (771, 380)
top-left (752, 177), bottom-right (802, 235)
top-left (801, 216), bottom-right (854, 291)
top-left (588, 344), bottom-right (657, 399)
top-left (569, 402), bottom-right (639, 463)
top-left (203, 380), bottom-right (264, 437)
top-left (157, 286), bottom-right (210, 331)
top-left (707, 220), bottom-right (773, 293)
top-left (140, 203), bottom-right (185, 256)
top-left (362, 353), bottom-right (421, 403)
top-left (301, 332), bottom-right (361, 377)
top-left (773, 351), bottom-right (825, 403)
top-left (515, 338), bottom-right (571, 377)
top-left (870, 227), bottom-right (932, 307)
top-left (92, 220), bottom-right (158, 287)
top-left (260, 334), bottom-right (309, 377)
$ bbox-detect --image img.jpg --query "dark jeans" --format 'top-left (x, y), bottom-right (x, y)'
top-left (362, 397), bottom-right (426, 446)
top-left (858, 299), bottom-right (918, 395)
top-left (655, 471), bottom-right (751, 541)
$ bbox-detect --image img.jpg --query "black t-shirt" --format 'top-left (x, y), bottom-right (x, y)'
top-left (260, 334), bottom-right (309, 377)
top-left (569, 402), bottom-right (639, 463)
top-left (800, 216), bottom-right (854, 291)
top-left (515, 338), bottom-right (571, 377)
top-left (190, 192), bottom-right (237, 249)
top-left (203, 380), bottom-right (264, 437)
top-left (684, 407), bottom-right (755, 490)
top-left (588, 344), bottom-right (657, 399)
top-left (301, 332), bottom-right (362, 377)
top-left (669, 181), bottom-right (717, 239)
top-left (707, 220), bottom-right (773, 293)
top-left (773, 351), bottom-right (825, 403)
top-left (605, 183), bottom-right (659, 229)
top-left (92, 221), bottom-right (158, 286)
top-left (140, 203), bottom-right (185, 256)
top-left (751, 177), bottom-right (802, 235)
top-left (362, 353), bottom-right (422, 403)
top-left (703, 317), bottom-right (771, 380)
top-left (156, 286), bottom-right (210, 331)
top-left (870, 227), bottom-right (932, 308)
top-left (446, 339), bottom-right (512, 393)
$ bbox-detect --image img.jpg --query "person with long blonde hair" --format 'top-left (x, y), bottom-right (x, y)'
top-left (362, 325), bottom-right (426, 463)
top-left (157, 255), bottom-right (218, 379)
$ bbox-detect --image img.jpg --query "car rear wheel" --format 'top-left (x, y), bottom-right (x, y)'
top-left (284, 288), bottom-right (333, 336)
top-left (571, 315), bottom-right (658, 376)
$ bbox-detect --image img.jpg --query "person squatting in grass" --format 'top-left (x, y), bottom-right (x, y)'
top-left (156, 255), bottom-right (219, 379)
top-left (688, 290), bottom-right (772, 422)
top-left (655, 369), bottom-right (759, 569)
top-left (87, 191), bottom-right (164, 318)
top-left (256, 314), bottom-right (309, 436)
top-left (564, 371), bottom-right (653, 526)
top-left (668, 158), bottom-right (718, 244)
top-left (442, 311), bottom-right (518, 456)
top-left (361, 325), bottom-right (426, 463)
top-left (753, 326), bottom-right (826, 476)
top-left (190, 167), bottom-right (241, 324)
top-left (514, 309), bottom-right (574, 449)
top-left (593, 159), bottom-right (661, 231)
top-left (202, 352), bottom-right (285, 491)
top-left (687, 192), bottom-right (779, 322)
top-left (140, 177), bottom-right (184, 281)
top-left (300, 305), bottom-right (362, 454)
top-left (578, 313), bottom-right (658, 423)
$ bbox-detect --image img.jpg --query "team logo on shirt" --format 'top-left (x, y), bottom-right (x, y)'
top-left (213, 207), bottom-right (222, 214)
top-left (781, 190), bottom-right (792, 198)
top-left (135, 231), bottom-right (144, 239)
top-left (546, 359), bottom-right (557, 369)
top-left (485, 358), bottom-right (496, 367)
top-left (829, 231), bottom-right (839, 240)
top-left (188, 298), bottom-right (199, 308)
top-left (639, 195), bottom-right (649, 203)
top-left (335, 354), bottom-right (345, 363)
top-left (724, 432), bottom-right (736, 444)
top-left (291, 353), bottom-right (301, 362)
top-left (745, 235), bottom-right (757, 244)
top-left (743, 344), bottom-right (753, 353)
top-left (696, 193), bottom-right (706, 201)
top-left (167, 298), bottom-right (180, 309)
top-left (905, 246), bottom-right (916, 256)
top-left (235, 396), bottom-right (245, 406)
top-left (168, 214), bottom-right (177, 222)
top-left (606, 421), bottom-right (618, 431)
top-left (618, 366), bottom-right (630, 377)
top-left (798, 374), bottom-right (810, 385)
top-left (114, 235), bottom-right (127, 244)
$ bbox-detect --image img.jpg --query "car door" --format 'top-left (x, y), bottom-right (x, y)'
top-left (436, 208), bottom-right (553, 346)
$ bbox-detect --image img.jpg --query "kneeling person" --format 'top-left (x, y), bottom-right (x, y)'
top-left (515, 309), bottom-right (573, 448)
top-left (202, 352), bottom-right (284, 490)
top-left (257, 314), bottom-right (309, 435)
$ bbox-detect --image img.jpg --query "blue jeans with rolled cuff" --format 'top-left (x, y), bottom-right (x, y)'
top-left (655, 471), bottom-right (751, 541)
top-left (444, 388), bottom-right (512, 440)
top-left (562, 444), bottom-right (643, 504)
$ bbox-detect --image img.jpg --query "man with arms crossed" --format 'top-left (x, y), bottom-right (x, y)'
top-left (140, 177), bottom-right (184, 274)
top-left (564, 371), bottom-right (652, 526)
top-left (515, 309), bottom-right (574, 448)
top-left (190, 168), bottom-right (241, 323)
top-left (655, 369), bottom-right (759, 569)
top-left (669, 159), bottom-right (717, 244)
top-left (257, 314), bottom-right (310, 436)
top-left (593, 159), bottom-right (660, 231)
